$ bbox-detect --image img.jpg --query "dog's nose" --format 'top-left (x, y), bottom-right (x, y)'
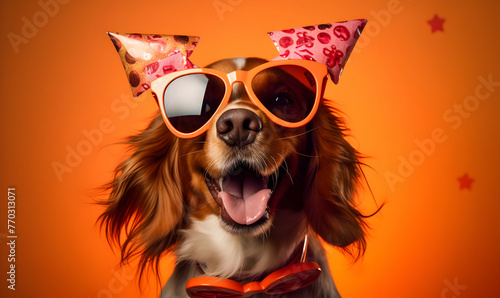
top-left (216, 109), bottom-right (262, 148)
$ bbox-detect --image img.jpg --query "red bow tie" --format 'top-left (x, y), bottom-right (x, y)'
top-left (186, 261), bottom-right (321, 298)
top-left (185, 236), bottom-right (321, 298)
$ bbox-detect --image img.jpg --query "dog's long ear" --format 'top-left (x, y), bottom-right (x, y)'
top-left (304, 104), bottom-right (368, 258)
top-left (98, 113), bottom-right (183, 278)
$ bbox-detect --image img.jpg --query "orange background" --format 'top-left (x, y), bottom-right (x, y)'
top-left (1, 0), bottom-right (499, 297)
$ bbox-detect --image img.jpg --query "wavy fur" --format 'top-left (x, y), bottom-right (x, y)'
top-left (98, 58), bottom-right (377, 296)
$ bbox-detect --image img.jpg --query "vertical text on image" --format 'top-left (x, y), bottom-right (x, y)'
top-left (7, 187), bottom-right (17, 291)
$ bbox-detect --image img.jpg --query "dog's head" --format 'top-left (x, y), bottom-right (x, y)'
top-left (176, 58), bottom-right (320, 236)
top-left (99, 57), bottom-right (369, 278)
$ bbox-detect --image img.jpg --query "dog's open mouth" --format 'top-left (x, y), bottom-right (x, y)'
top-left (205, 163), bottom-right (275, 227)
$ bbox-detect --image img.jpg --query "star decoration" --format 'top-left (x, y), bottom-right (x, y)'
top-left (428, 14), bottom-right (445, 33)
top-left (457, 174), bottom-right (474, 190)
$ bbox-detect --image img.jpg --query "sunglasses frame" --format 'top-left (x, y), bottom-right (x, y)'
top-left (150, 59), bottom-right (328, 139)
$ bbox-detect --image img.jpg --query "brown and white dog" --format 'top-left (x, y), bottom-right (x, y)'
top-left (99, 57), bottom-right (372, 297)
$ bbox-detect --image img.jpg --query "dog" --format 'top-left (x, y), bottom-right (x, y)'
top-left (99, 57), bottom-right (372, 297)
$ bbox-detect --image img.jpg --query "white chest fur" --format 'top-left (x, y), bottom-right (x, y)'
top-left (176, 214), bottom-right (305, 279)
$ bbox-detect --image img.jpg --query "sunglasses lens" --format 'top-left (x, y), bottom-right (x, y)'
top-left (252, 65), bottom-right (317, 123)
top-left (163, 73), bottom-right (226, 134)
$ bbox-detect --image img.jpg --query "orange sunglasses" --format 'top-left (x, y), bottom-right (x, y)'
top-left (150, 60), bottom-right (328, 138)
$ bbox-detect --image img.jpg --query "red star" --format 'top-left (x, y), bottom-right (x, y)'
top-left (457, 174), bottom-right (474, 190)
top-left (428, 14), bottom-right (445, 33)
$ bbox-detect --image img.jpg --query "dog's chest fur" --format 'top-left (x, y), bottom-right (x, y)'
top-left (176, 212), bottom-right (307, 280)
top-left (161, 212), bottom-right (342, 297)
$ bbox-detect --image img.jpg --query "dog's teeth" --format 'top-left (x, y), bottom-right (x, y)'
top-left (219, 177), bottom-right (224, 191)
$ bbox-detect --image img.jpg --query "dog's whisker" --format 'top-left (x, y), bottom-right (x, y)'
top-left (259, 227), bottom-right (271, 241)
top-left (180, 149), bottom-right (204, 158)
top-left (267, 155), bottom-right (280, 189)
top-left (203, 159), bottom-right (219, 178)
top-left (256, 155), bottom-right (267, 174)
top-left (275, 127), bottom-right (319, 141)
top-left (201, 157), bottom-right (219, 181)
top-left (295, 151), bottom-right (319, 158)
top-left (277, 154), bottom-right (293, 185)
top-left (261, 221), bottom-right (274, 240)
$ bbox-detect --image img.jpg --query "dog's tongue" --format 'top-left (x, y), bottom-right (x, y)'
top-left (218, 168), bottom-right (271, 225)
